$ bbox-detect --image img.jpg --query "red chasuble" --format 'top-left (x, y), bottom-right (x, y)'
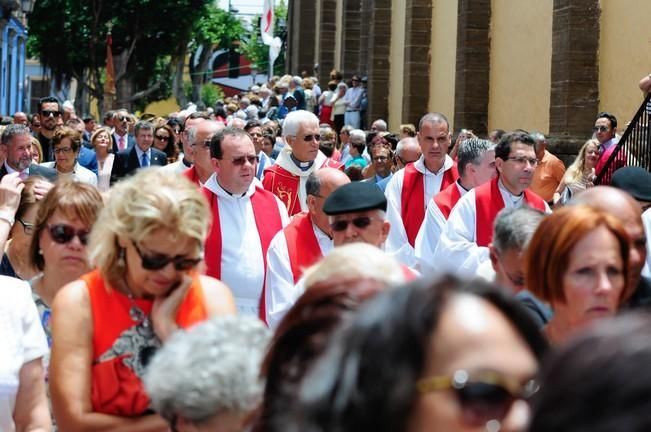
top-left (401, 162), bottom-right (459, 247)
top-left (182, 166), bottom-right (200, 187)
top-left (202, 187), bottom-right (283, 323)
top-left (474, 177), bottom-right (546, 247)
top-left (283, 212), bottom-right (323, 283)
top-left (434, 181), bottom-right (463, 220)
top-left (262, 158), bottom-right (344, 216)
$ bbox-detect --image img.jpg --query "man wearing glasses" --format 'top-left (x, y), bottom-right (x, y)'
top-left (433, 132), bottom-right (549, 276)
top-left (36, 96), bottom-right (63, 162)
top-left (111, 109), bottom-right (135, 153)
top-left (203, 127), bottom-right (289, 323)
top-left (110, 121), bottom-right (167, 184)
top-left (593, 111), bottom-right (625, 185)
top-left (265, 168), bottom-right (350, 329)
top-left (262, 110), bottom-right (343, 216)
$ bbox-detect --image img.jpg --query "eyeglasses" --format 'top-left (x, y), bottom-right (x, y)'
top-left (118, 116), bottom-right (129, 122)
top-left (132, 240), bottom-right (203, 271)
top-left (226, 155), bottom-right (259, 166)
top-left (330, 216), bottom-right (377, 232)
top-left (18, 218), bottom-right (34, 235)
top-left (374, 156), bottom-right (390, 162)
top-left (155, 135), bottom-right (170, 141)
top-left (249, 132), bottom-right (263, 138)
top-left (505, 157), bottom-right (539, 167)
top-left (41, 110), bottom-right (61, 118)
top-left (53, 147), bottom-right (74, 155)
top-left (417, 370), bottom-right (539, 427)
top-left (396, 155), bottom-right (419, 166)
top-left (48, 224), bottom-right (90, 246)
top-left (191, 139), bottom-right (212, 150)
top-left (593, 126), bottom-right (610, 133)
top-left (302, 134), bottom-right (321, 142)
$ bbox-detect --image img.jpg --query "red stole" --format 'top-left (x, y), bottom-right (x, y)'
top-left (182, 166), bottom-right (200, 187)
top-left (262, 158), bottom-right (344, 216)
top-left (283, 212), bottom-right (323, 283)
top-left (475, 178), bottom-right (546, 247)
top-left (401, 162), bottom-right (459, 246)
top-left (202, 186), bottom-right (283, 323)
top-left (595, 143), bottom-right (626, 185)
top-left (434, 181), bottom-right (463, 220)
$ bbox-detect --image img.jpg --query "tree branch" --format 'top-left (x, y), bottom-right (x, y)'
top-left (71, 70), bottom-right (102, 99)
top-left (116, 74), bottom-right (165, 104)
top-left (115, 33), bottom-right (138, 83)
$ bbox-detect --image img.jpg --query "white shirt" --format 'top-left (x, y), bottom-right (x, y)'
top-left (271, 149), bottom-right (329, 213)
top-left (432, 179), bottom-right (551, 277)
top-left (415, 181), bottom-right (468, 275)
top-left (384, 155), bottom-right (455, 267)
top-left (134, 146), bottom-right (151, 167)
top-left (642, 207), bottom-right (651, 278)
top-left (265, 219), bottom-right (333, 329)
top-left (204, 175), bottom-right (289, 316)
top-left (161, 159), bottom-right (191, 175)
top-left (0, 277), bottom-right (48, 432)
top-left (4, 161), bottom-right (28, 178)
top-left (40, 161), bottom-right (98, 186)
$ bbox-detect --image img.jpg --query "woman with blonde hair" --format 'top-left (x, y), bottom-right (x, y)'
top-left (90, 127), bottom-right (114, 192)
top-left (50, 169), bottom-right (236, 431)
top-left (553, 138), bottom-right (599, 206)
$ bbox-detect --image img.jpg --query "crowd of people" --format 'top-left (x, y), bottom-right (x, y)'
top-left (1, 67), bottom-right (651, 432)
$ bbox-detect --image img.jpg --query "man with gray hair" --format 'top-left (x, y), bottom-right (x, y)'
top-left (265, 167), bottom-right (350, 328)
top-left (392, 137), bottom-right (422, 171)
top-left (0, 124), bottom-right (56, 181)
top-left (144, 315), bottom-right (270, 432)
top-left (110, 120), bottom-right (167, 184)
top-left (263, 110), bottom-right (343, 216)
top-left (415, 138), bottom-right (496, 274)
top-left (371, 119), bottom-right (387, 132)
top-left (182, 120), bottom-right (224, 186)
top-left (529, 131), bottom-right (565, 204)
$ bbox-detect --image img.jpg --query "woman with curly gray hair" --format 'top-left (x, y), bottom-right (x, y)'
top-left (145, 315), bottom-right (271, 432)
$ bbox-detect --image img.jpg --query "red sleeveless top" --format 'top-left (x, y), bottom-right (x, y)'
top-left (83, 269), bottom-right (208, 417)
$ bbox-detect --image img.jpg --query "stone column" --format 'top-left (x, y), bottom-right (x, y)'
top-left (402, 0), bottom-right (433, 126)
top-left (317, 0), bottom-right (337, 81)
top-left (453, 0), bottom-right (491, 135)
top-left (549, 0), bottom-right (600, 139)
top-left (366, 0), bottom-right (392, 125)
top-left (340, 0), bottom-right (362, 76)
top-left (286, 0), bottom-right (317, 75)
top-left (358, 0), bottom-right (372, 77)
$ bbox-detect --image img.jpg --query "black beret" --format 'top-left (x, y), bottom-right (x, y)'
top-left (323, 181), bottom-right (387, 215)
top-left (611, 166), bottom-right (651, 202)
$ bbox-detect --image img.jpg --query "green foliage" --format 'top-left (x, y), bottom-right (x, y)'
top-left (190, 4), bottom-right (243, 50)
top-left (238, 0), bottom-right (287, 76)
top-left (200, 84), bottom-right (224, 108)
top-left (26, 0), bottom-right (210, 104)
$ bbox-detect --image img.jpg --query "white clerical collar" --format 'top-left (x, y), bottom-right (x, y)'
top-left (204, 173), bottom-right (256, 199)
top-left (276, 148), bottom-right (326, 177)
top-left (497, 178), bottom-right (524, 206)
top-left (311, 217), bottom-right (332, 241)
top-left (456, 179), bottom-right (470, 196)
top-left (414, 154), bottom-right (454, 176)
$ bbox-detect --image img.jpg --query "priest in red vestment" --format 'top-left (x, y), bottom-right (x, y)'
top-left (384, 112), bottom-right (458, 267)
top-left (415, 138), bottom-right (497, 275)
top-left (202, 127), bottom-right (289, 323)
top-left (433, 132), bottom-right (549, 276)
top-left (264, 168), bottom-right (350, 328)
top-left (182, 120), bottom-right (224, 187)
top-left (262, 110), bottom-right (343, 216)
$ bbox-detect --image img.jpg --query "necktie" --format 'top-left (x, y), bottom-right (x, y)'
top-left (119, 135), bottom-right (125, 151)
top-left (141, 153), bottom-right (149, 167)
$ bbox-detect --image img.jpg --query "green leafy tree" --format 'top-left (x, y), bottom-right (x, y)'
top-left (238, 0), bottom-right (287, 79)
top-left (27, 0), bottom-right (210, 113)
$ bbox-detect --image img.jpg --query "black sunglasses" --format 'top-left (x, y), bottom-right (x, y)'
top-left (41, 110), bottom-right (62, 118)
top-left (132, 240), bottom-right (202, 271)
top-left (592, 125), bottom-right (609, 133)
top-left (330, 216), bottom-right (375, 232)
top-left (48, 224), bottom-right (90, 246)
top-left (302, 134), bottom-right (321, 142)
top-left (155, 135), bottom-right (170, 141)
top-left (417, 370), bottom-right (539, 427)
top-left (225, 155), bottom-right (259, 166)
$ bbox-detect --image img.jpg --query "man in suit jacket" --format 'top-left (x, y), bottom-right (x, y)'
top-left (363, 144), bottom-right (393, 192)
top-left (111, 120), bottom-right (166, 184)
top-left (0, 124), bottom-right (56, 181)
top-left (111, 109), bottom-right (136, 153)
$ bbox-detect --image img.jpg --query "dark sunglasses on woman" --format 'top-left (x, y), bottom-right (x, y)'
top-left (48, 224), bottom-right (91, 246)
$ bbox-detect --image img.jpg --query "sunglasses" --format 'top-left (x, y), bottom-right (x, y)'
top-left (330, 216), bottom-right (376, 232)
top-left (592, 126), bottom-right (610, 133)
top-left (132, 240), bottom-right (202, 271)
top-left (48, 224), bottom-right (90, 246)
top-left (228, 155), bottom-right (259, 166)
top-left (155, 135), bottom-right (170, 141)
top-left (41, 110), bottom-right (62, 118)
top-left (302, 134), bottom-right (321, 142)
top-left (417, 370), bottom-right (539, 427)
top-left (118, 116), bottom-right (129, 122)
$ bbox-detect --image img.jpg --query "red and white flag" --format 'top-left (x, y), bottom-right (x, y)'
top-left (261, 0), bottom-right (274, 41)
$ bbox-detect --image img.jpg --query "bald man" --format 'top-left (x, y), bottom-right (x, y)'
top-left (265, 167), bottom-right (351, 328)
top-left (572, 186), bottom-right (651, 307)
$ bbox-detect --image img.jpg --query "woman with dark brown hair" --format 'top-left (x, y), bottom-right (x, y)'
top-left (40, 126), bottom-right (97, 186)
top-left (153, 124), bottom-right (179, 164)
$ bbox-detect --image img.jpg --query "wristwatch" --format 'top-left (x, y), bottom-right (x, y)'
top-left (0, 209), bottom-right (15, 226)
